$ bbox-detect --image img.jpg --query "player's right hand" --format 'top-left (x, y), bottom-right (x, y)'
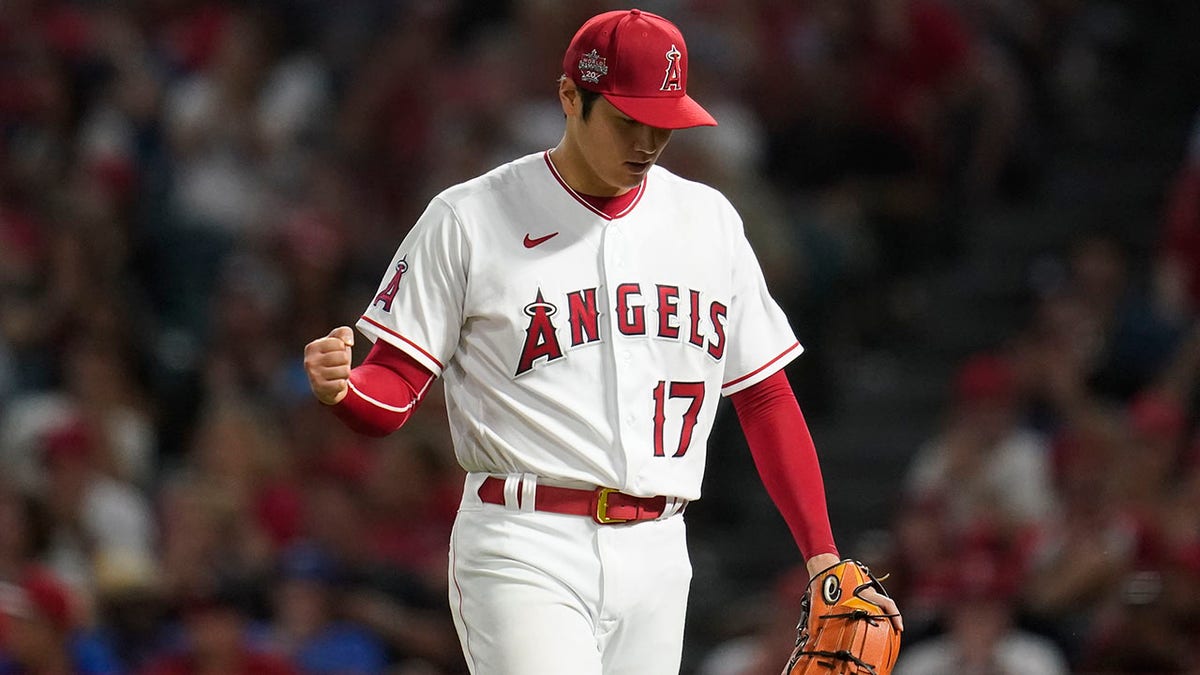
top-left (304, 326), bottom-right (355, 405)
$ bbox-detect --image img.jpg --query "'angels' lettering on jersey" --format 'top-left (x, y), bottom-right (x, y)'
top-left (516, 284), bottom-right (727, 376)
top-left (355, 152), bottom-right (803, 499)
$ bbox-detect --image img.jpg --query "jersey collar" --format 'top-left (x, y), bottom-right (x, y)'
top-left (542, 151), bottom-right (646, 221)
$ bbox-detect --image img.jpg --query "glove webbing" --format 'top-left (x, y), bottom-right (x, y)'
top-left (819, 609), bottom-right (900, 625)
top-left (790, 648), bottom-right (879, 675)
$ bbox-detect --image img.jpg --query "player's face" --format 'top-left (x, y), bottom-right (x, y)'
top-left (559, 86), bottom-right (673, 196)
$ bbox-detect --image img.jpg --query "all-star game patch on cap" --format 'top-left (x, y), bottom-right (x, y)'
top-left (563, 9), bottom-right (717, 130)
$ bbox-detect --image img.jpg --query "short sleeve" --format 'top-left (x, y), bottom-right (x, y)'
top-left (356, 198), bottom-right (468, 376)
top-left (720, 226), bottom-right (803, 396)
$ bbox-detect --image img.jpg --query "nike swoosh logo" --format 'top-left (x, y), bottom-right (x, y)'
top-left (523, 232), bottom-right (559, 248)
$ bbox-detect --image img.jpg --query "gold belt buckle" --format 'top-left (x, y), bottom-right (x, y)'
top-left (594, 487), bottom-right (630, 524)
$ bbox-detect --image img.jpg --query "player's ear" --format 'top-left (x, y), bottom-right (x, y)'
top-left (558, 76), bottom-right (581, 119)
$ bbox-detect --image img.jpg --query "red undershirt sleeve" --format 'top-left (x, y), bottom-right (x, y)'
top-left (729, 369), bottom-right (839, 560)
top-left (330, 340), bottom-right (437, 437)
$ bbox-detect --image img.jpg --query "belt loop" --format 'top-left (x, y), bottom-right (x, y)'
top-left (502, 475), bottom-right (521, 511)
top-left (519, 473), bottom-right (537, 513)
top-left (658, 497), bottom-right (687, 520)
top-left (462, 473), bottom-right (489, 508)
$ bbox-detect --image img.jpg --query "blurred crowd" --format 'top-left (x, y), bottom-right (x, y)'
top-left (700, 76), bottom-right (1200, 675)
top-left (702, 133), bottom-right (1200, 672)
top-left (0, 0), bottom-right (1195, 673)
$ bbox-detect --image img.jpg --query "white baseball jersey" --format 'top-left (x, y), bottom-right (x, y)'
top-left (357, 151), bottom-right (801, 501)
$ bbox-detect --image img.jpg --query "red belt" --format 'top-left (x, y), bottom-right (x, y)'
top-left (477, 477), bottom-right (671, 525)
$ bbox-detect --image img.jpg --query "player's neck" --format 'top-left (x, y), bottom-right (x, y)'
top-left (548, 144), bottom-right (632, 198)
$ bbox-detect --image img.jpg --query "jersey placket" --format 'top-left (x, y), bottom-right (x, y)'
top-left (599, 216), bottom-right (639, 490)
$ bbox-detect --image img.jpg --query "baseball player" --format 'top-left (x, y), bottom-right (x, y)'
top-left (303, 9), bottom-right (902, 675)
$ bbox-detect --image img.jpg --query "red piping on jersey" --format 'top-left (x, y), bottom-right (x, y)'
top-left (722, 342), bottom-right (802, 389)
top-left (542, 151), bottom-right (645, 220)
top-left (358, 315), bottom-right (445, 370)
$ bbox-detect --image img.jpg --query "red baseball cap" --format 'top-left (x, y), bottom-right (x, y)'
top-left (953, 353), bottom-right (1017, 405)
top-left (1127, 391), bottom-right (1186, 442)
top-left (0, 568), bottom-right (75, 633)
top-left (563, 9), bottom-right (717, 130)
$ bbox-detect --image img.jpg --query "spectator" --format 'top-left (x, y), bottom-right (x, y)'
top-left (0, 566), bottom-right (120, 675)
top-left (905, 352), bottom-right (1056, 533)
top-left (60, 334), bottom-right (156, 489)
top-left (1022, 426), bottom-right (1135, 663)
top-left (92, 548), bottom-right (168, 673)
top-left (360, 440), bottom-right (460, 584)
top-left (696, 565), bottom-right (808, 675)
top-left (187, 400), bottom-right (301, 550)
top-left (156, 475), bottom-right (267, 604)
top-left (140, 580), bottom-right (296, 675)
top-left (38, 418), bottom-right (155, 595)
top-left (1157, 108), bottom-right (1200, 320)
top-left (893, 546), bottom-right (1069, 675)
top-left (298, 453), bottom-right (460, 671)
top-left (1116, 390), bottom-right (1189, 512)
top-left (1075, 568), bottom-right (1193, 673)
top-left (871, 495), bottom-right (960, 642)
top-left (0, 567), bottom-right (76, 675)
top-left (0, 483), bottom-right (45, 585)
top-left (269, 542), bottom-right (385, 675)
top-left (1069, 234), bottom-right (1188, 401)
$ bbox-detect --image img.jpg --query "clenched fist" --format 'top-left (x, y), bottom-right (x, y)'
top-left (304, 326), bottom-right (355, 405)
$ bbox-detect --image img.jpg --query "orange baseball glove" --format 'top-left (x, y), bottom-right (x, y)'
top-left (782, 559), bottom-right (901, 675)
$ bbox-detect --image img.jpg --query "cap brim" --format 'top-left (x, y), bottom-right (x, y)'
top-left (602, 93), bottom-right (717, 130)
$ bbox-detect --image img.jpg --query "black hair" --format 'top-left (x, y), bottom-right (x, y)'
top-left (561, 76), bottom-right (603, 121)
top-left (579, 87), bottom-right (602, 121)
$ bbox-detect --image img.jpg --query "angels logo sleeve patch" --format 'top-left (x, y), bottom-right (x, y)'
top-left (356, 197), bottom-right (469, 377)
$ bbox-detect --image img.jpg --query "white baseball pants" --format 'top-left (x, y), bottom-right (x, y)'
top-left (449, 473), bottom-right (693, 674)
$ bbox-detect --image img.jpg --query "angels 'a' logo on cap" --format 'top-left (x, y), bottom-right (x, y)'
top-left (578, 49), bottom-right (609, 84)
top-left (660, 44), bottom-right (682, 91)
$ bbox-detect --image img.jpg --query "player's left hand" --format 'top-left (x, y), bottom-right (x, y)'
top-left (806, 553), bottom-right (902, 632)
top-left (860, 585), bottom-right (903, 633)
top-left (786, 558), bottom-right (903, 675)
